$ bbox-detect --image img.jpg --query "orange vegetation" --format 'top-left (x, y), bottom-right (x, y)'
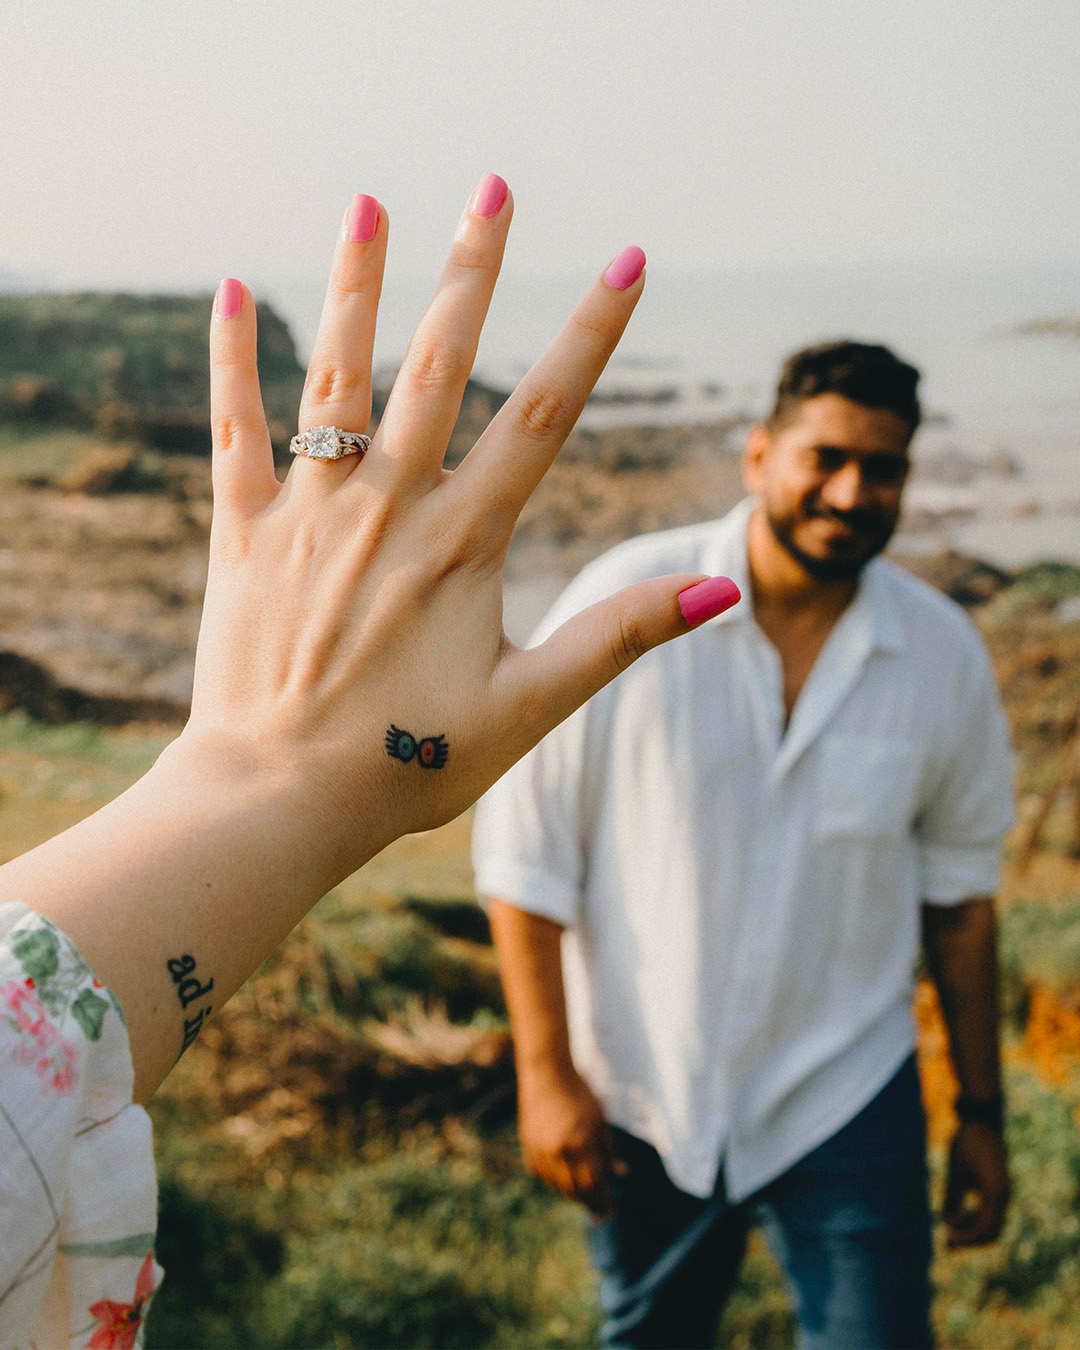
top-left (1019, 982), bottom-right (1080, 1086)
top-left (916, 970), bottom-right (1080, 1148)
top-left (914, 979), bottom-right (959, 1148)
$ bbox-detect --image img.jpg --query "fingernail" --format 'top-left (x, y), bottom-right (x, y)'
top-left (471, 172), bottom-right (508, 219)
top-left (215, 278), bottom-right (243, 320)
top-left (678, 576), bottom-right (741, 627)
top-left (603, 245), bottom-right (646, 290)
top-left (346, 193), bottom-right (380, 243)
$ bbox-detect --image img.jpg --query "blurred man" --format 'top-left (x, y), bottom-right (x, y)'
top-left (472, 342), bottom-right (1014, 1349)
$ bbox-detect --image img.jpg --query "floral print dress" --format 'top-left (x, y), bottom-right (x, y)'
top-left (0, 903), bottom-right (161, 1349)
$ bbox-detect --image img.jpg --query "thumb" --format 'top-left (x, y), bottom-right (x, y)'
top-left (515, 573), bottom-right (741, 735)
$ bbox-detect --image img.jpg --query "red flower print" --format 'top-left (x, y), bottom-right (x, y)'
top-left (3, 978), bottom-right (47, 1035)
top-left (3, 979), bottom-right (78, 1094)
top-left (86, 1252), bottom-right (156, 1349)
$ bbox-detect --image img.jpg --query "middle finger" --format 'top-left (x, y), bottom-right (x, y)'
top-left (292, 193), bottom-right (388, 486)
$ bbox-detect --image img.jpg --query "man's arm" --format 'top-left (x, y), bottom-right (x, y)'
top-left (488, 898), bottom-right (619, 1216)
top-left (922, 896), bottom-right (1010, 1246)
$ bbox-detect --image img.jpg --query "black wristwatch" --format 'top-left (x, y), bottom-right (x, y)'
top-left (955, 1093), bottom-right (1005, 1133)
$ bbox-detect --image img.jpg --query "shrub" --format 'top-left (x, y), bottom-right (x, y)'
top-left (145, 1176), bottom-right (284, 1349)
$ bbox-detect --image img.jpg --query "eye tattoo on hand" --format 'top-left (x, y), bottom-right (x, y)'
top-left (386, 725), bottom-right (449, 769)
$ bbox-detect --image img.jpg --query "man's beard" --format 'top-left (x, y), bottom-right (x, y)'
top-left (766, 499), bottom-right (899, 583)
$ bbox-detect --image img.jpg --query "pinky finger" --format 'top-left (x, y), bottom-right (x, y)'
top-left (507, 574), bottom-right (742, 740)
top-left (209, 279), bottom-right (277, 515)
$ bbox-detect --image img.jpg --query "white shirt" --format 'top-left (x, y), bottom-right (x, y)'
top-left (472, 498), bottom-right (1014, 1202)
top-left (0, 903), bottom-right (161, 1350)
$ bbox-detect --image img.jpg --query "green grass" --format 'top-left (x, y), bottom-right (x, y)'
top-left (932, 1061), bottom-right (1080, 1350)
top-left (0, 292), bottom-right (303, 413)
top-left (0, 708), bottom-right (168, 762)
top-left (0, 712), bottom-right (173, 860)
top-left (146, 1136), bottom-right (602, 1350)
top-left (147, 1054), bottom-right (1080, 1350)
top-left (0, 425), bottom-right (131, 483)
top-left (999, 894), bottom-right (1080, 1022)
top-left (3, 710), bottom-right (1080, 1347)
top-left (985, 561), bottom-right (1080, 624)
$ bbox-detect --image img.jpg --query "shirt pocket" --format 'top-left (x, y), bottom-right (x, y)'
top-left (815, 732), bottom-right (924, 842)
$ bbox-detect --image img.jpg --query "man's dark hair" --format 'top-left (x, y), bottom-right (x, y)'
top-left (767, 340), bottom-right (921, 436)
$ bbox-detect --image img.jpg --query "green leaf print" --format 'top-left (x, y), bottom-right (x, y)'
top-left (60, 1233), bottom-right (155, 1259)
top-left (71, 987), bottom-right (110, 1041)
top-left (12, 925), bottom-right (60, 984)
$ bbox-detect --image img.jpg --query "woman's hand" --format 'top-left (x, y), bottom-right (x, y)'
top-left (192, 176), bottom-right (705, 853)
top-left (2, 175), bottom-right (738, 1100)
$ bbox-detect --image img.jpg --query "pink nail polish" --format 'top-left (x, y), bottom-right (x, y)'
top-left (678, 576), bottom-right (741, 627)
top-left (346, 193), bottom-right (380, 243)
top-left (215, 278), bottom-right (242, 320)
top-left (604, 245), bottom-right (646, 290)
top-left (471, 173), bottom-right (508, 219)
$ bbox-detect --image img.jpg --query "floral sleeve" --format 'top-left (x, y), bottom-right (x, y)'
top-left (0, 903), bottom-right (161, 1349)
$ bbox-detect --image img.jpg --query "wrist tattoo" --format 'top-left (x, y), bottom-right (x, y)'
top-left (386, 725), bottom-right (449, 769)
top-left (167, 953), bottom-right (214, 1054)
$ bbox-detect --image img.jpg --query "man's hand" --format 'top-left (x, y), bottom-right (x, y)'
top-left (923, 899), bottom-right (1010, 1246)
top-left (943, 1122), bottom-right (1011, 1246)
top-left (518, 1064), bottom-right (623, 1217)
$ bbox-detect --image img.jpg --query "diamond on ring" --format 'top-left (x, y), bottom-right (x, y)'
top-left (290, 425), bottom-right (372, 462)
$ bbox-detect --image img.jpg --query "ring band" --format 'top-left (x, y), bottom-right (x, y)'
top-left (290, 425), bottom-right (372, 462)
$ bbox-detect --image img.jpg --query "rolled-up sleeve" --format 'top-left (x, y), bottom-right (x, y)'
top-left (472, 702), bottom-right (590, 927)
top-left (915, 640), bottom-right (1015, 904)
top-left (0, 901), bottom-right (162, 1349)
top-left (472, 569), bottom-right (616, 927)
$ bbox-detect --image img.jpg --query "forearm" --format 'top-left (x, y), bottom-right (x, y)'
top-left (0, 730), bottom-right (391, 1103)
top-left (489, 897), bottom-right (616, 1210)
top-left (488, 898), bottom-right (575, 1080)
top-left (922, 897), bottom-right (1002, 1100)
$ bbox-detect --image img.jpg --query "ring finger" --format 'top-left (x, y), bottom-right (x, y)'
top-left (292, 192), bottom-right (388, 486)
top-left (373, 172), bottom-right (513, 481)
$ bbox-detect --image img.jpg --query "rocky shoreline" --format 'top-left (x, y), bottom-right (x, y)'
top-left (0, 292), bottom-right (1073, 722)
top-left (0, 425), bottom-right (1059, 723)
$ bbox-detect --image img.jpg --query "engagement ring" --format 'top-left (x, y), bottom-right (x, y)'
top-left (289, 425), bottom-right (371, 461)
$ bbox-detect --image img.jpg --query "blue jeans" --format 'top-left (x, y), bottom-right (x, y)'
top-left (587, 1056), bottom-right (934, 1350)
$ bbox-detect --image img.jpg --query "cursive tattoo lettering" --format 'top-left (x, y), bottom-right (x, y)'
top-left (180, 1005), bottom-right (213, 1053)
top-left (167, 952), bottom-right (214, 1054)
top-left (385, 725), bottom-right (449, 769)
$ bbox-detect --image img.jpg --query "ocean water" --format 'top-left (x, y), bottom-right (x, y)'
top-left (215, 256), bottom-right (1080, 570)
top-left (269, 256), bottom-right (1080, 428)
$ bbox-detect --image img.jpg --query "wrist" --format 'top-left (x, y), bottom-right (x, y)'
top-left (515, 1047), bottom-right (580, 1092)
top-left (162, 724), bottom-right (389, 877)
top-left (955, 1092), bottom-right (1006, 1133)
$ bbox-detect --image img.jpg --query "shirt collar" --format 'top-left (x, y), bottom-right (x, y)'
top-left (701, 496), bottom-right (905, 655)
top-left (701, 498), bottom-right (754, 628)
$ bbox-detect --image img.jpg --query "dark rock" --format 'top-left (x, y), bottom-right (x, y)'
top-left (894, 550), bottom-right (1014, 608)
top-left (56, 447), bottom-right (165, 496)
top-left (0, 293), bottom-right (305, 457)
top-left (0, 649), bottom-right (186, 725)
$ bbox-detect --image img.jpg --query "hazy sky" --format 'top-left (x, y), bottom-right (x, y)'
top-left (6, 0), bottom-right (1079, 282)
top-left (3, 0), bottom-right (1079, 383)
